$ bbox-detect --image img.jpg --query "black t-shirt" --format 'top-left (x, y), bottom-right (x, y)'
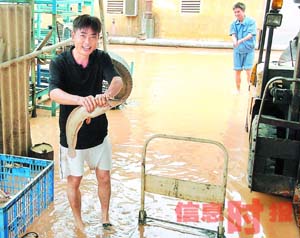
top-left (49, 46), bottom-right (119, 149)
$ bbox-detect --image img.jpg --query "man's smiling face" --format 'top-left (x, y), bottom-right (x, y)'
top-left (72, 28), bottom-right (99, 57)
top-left (234, 7), bottom-right (245, 22)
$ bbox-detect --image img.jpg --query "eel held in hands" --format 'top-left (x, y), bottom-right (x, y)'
top-left (66, 99), bottom-right (122, 158)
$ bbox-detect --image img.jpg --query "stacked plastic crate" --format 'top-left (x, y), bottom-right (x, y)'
top-left (0, 154), bottom-right (54, 238)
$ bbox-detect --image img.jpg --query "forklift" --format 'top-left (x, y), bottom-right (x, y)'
top-left (246, 0), bottom-right (300, 226)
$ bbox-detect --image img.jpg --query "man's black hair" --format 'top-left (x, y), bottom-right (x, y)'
top-left (73, 14), bottom-right (101, 33)
top-left (233, 2), bottom-right (246, 11)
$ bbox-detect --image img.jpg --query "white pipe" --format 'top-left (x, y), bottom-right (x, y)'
top-left (0, 38), bottom-right (72, 69)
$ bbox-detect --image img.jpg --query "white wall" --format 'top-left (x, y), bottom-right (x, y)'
top-left (272, 1), bottom-right (300, 49)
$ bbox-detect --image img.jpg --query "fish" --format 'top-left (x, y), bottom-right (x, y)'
top-left (66, 99), bottom-right (123, 158)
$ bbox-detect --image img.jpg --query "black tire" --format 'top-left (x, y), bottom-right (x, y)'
top-left (108, 51), bottom-right (133, 101)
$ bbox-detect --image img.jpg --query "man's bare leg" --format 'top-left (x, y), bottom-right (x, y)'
top-left (96, 169), bottom-right (111, 224)
top-left (235, 70), bottom-right (242, 91)
top-left (245, 68), bottom-right (252, 85)
top-left (67, 175), bottom-right (84, 230)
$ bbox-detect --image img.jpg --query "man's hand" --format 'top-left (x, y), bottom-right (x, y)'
top-left (77, 95), bottom-right (97, 113)
top-left (231, 34), bottom-right (238, 48)
top-left (95, 93), bottom-right (112, 107)
top-left (237, 39), bottom-right (244, 45)
top-left (233, 41), bottom-right (238, 48)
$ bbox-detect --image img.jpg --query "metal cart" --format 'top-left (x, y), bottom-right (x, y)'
top-left (138, 134), bottom-right (229, 238)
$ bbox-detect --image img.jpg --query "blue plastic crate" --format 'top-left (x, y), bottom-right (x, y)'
top-left (0, 154), bottom-right (54, 238)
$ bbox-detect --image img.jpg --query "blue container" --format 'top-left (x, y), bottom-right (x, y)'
top-left (0, 154), bottom-right (54, 238)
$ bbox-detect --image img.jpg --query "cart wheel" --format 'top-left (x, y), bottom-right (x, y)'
top-left (138, 210), bottom-right (147, 225)
top-left (217, 226), bottom-right (225, 238)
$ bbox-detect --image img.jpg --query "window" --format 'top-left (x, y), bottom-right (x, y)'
top-left (125, 0), bottom-right (138, 16)
top-left (181, 0), bottom-right (201, 13)
top-left (107, 0), bottom-right (124, 14)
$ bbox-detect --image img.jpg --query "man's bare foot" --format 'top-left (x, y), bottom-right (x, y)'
top-left (75, 218), bottom-right (85, 232)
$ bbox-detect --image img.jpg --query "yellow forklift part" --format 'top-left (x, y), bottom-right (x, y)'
top-left (271, 0), bottom-right (283, 10)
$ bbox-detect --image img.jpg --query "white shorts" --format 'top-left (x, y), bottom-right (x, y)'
top-left (59, 136), bottom-right (112, 179)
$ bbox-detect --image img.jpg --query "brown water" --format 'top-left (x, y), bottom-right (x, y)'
top-left (29, 45), bottom-right (300, 238)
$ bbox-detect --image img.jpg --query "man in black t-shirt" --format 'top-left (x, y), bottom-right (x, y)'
top-left (49, 14), bottom-right (123, 231)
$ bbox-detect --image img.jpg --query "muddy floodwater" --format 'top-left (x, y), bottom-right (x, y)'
top-left (29, 45), bottom-right (300, 238)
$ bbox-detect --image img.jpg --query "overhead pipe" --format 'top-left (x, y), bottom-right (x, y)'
top-left (0, 38), bottom-right (72, 69)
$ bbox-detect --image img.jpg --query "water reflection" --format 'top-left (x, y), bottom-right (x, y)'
top-left (28, 46), bottom-right (299, 238)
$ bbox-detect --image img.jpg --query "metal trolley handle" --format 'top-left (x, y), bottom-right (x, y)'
top-left (138, 134), bottom-right (229, 238)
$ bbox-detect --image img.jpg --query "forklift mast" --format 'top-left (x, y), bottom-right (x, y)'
top-left (247, 0), bottom-right (300, 227)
